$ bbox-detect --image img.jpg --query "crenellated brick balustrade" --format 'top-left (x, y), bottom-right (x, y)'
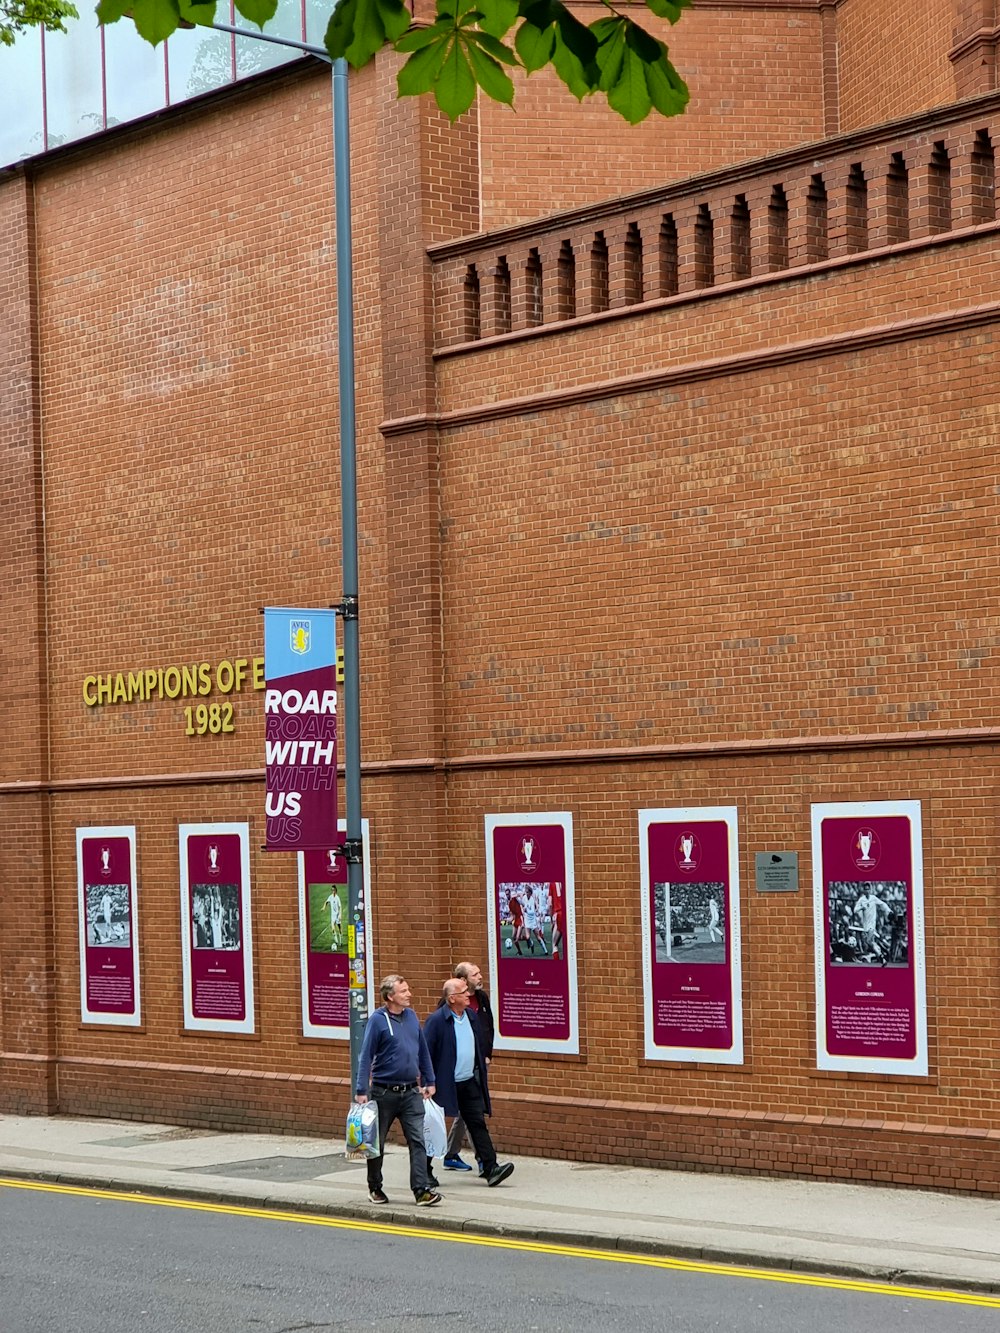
top-left (430, 91), bottom-right (1000, 350)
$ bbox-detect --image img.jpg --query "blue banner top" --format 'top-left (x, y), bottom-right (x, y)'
top-left (263, 608), bottom-right (337, 681)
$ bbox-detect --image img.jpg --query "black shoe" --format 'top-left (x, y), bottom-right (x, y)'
top-left (415, 1190), bottom-right (443, 1206)
top-left (427, 1173), bottom-right (440, 1188)
top-left (369, 1188), bottom-right (388, 1204)
top-left (486, 1162), bottom-right (514, 1187)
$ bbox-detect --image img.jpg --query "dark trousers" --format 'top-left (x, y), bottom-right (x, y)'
top-left (367, 1087), bottom-right (431, 1198)
top-left (454, 1075), bottom-right (497, 1176)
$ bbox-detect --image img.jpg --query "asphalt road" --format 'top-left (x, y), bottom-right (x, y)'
top-left (1, 1182), bottom-right (997, 1333)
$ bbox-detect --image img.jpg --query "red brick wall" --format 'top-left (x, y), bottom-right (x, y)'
top-left (836, 0), bottom-right (958, 131)
top-left (478, 3), bottom-right (828, 229)
top-left (0, 173), bottom-right (57, 1111)
top-left (3, 36), bottom-right (1000, 1196)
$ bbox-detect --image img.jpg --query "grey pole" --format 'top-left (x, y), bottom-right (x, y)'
top-left (208, 24), bottom-right (368, 1084)
top-left (331, 55), bottom-right (369, 1087)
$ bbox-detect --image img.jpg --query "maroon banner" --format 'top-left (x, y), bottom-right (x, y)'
top-left (78, 830), bottom-right (139, 1024)
top-left (486, 815), bottom-right (578, 1054)
top-left (641, 811), bottom-right (742, 1062)
top-left (264, 608), bottom-right (338, 850)
top-left (180, 826), bottom-right (254, 1033)
top-left (813, 803), bottom-right (926, 1074)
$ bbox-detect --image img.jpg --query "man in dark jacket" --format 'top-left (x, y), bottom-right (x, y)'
top-left (424, 978), bottom-right (513, 1188)
top-left (442, 961), bottom-right (494, 1172)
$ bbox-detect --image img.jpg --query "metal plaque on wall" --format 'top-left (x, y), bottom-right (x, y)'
top-left (755, 851), bottom-right (799, 893)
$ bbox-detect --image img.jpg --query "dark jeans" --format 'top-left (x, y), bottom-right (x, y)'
top-left (367, 1086), bottom-right (431, 1197)
top-left (454, 1075), bottom-right (497, 1176)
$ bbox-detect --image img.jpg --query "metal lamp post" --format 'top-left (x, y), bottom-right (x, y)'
top-left (199, 21), bottom-right (368, 1083)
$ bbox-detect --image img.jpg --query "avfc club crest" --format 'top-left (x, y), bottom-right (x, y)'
top-left (290, 619), bottom-right (312, 655)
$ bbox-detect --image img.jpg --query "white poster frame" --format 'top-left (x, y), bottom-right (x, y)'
top-left (76, 824), bottom-right (142, 1027)
top-left (297, 818), bottom-right (374, 1039)
top-left (485, 810), bottom-right (579, 1056)
top-left (179, 821), bottom-right (255, 1035)
top-left (811, 799), bottom-right (927, 1076)
top-left (638, 806), bottom-right (743, 1064)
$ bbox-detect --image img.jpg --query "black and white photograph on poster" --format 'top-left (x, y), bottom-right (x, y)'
top-left (827, 880), bottom-right (908, 967)
top-left (85, 882), bottom-right (131, 947)
top-left (191, 883), bottom-right (241, 950)
top-left (654, 882), bottom-right (725, 963)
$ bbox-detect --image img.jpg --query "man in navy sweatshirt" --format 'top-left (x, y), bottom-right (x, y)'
top-left (355, 974), bottom-right (441, 1206)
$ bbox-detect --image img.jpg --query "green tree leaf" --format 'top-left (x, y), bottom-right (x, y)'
top-left (606, 44), bottom-right (651, 124)
top-left (375, 0), bottom-right (409, 41)
top-left (325, 0), bottom-right (393, 66)
top-left (465, 33), bottom-right (514, 103)
top-left (593, 15), bottom-right (626, 92)
top-left (513, 18), bottom-right (553, 72)
top-left (551, 29), bottom-right (595, 99)
top-left (396, 30), bottom-right (451, 93)
top-left (476, 0), bottom-right (516, 38)
top-left (127, 0), bottom-right (181, 45)
top-left (324, 0), bottom-right (359, 60)
top-left (2, 0), bottom-right (77, 43)
top-left (81, 0), bottom-right (692, 125)
top-left (395, 20), bottom-right (448, 52)
top-left (234, 0), bottom-right (277, 30)
top-left (644, 0), bottom-right (689, 21)
top-left (177, 0), bottom-right (218, 27)
top-left (467, 28), bottom-right (516, 63)
top-left (434, 34), bottom-right (476, 119)
top-left (643, 41), bottom-right (688, 115)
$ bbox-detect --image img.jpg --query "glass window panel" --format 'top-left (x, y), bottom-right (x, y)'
top-left (103, 20), bottom-right (166, 128)
top-left (304, 0), bottom-right (330, 49)
top-left (167, 24), bottom-right (234, 103)
top-left (236, 0), bottom-right (304, 77)
top-left (0, 30), bottom-right (44, 167)
top-left (43, 15), bottom-right (105, 149)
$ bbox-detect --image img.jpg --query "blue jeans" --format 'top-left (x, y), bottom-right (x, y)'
top-left (367, 1086), bottom-right (431, 1197)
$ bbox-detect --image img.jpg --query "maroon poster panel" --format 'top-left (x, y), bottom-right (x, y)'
top-left (486, 814), bottom-right (578, 1054)
top-left (180, 824), bottom-right (254, 1034)
top-left (640, 809), bottom-right (743, 1064)
top-left (302, 847), bottom-right (350, 1032)
top-left (812, 802), bottom-right (926, 1075)
top-left (77, 828), bottom-right (140, 1025)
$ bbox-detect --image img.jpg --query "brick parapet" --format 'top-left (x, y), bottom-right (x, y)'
top-left (432, 95), bottom-right (1000, 350)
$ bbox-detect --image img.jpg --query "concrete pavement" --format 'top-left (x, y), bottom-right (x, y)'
top-left (0, 1112), bottom-right (998, 1294)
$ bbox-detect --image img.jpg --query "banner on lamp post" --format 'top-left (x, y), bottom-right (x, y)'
top-left (263, 607), bottom-right (338, 851)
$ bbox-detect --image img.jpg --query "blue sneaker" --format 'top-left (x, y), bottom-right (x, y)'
top-left (443, 1155), bottom-right (473, 1171)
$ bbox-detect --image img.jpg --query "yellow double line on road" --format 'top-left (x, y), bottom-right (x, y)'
top-left (3, 1176), bottom-right (997, 1309)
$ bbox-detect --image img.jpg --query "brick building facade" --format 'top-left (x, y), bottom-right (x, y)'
top-left (3, 0), bottom-right (1000, 1192)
